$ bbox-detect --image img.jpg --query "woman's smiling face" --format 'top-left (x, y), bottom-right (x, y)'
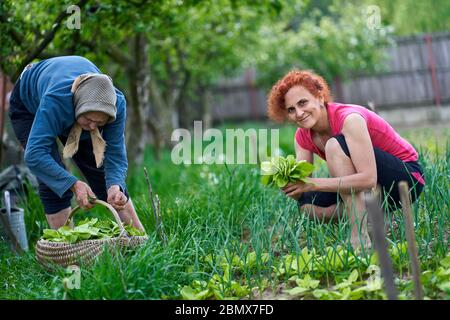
top-left (284, 85), bottom-right (324, 129)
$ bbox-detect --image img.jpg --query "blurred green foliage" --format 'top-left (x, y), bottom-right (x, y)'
top-left (362, 0), bottom-right (450, 36)
top-left (1, 0), bottom-right (393, 88)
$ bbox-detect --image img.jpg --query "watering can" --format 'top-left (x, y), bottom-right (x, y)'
top-left (0, 190), bottom-right (28, 251)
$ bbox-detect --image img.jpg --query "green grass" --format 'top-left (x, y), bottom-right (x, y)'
top-left (0, 124), bottom-right (449, 300)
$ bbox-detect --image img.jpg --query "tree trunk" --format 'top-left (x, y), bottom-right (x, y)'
top-left (126, 33), bottom-right (150, 165)
top-left (146, 118), bottom-right (162, 161)
top-left (160, 95), bottom-right (177, 149)
top-left (201, 87), bottom-right (213, 130)
top-left (148, 79), bottom-right (176, 152)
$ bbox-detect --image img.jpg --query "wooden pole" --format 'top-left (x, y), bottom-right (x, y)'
top-left (424, 34), bottom-right (441, 108)
top-left (398, 181), bottom-right (424, 300)
top-left (365, 188), bottom-right (398, 300)
top-left (245, 69), bottom-right (258, 119)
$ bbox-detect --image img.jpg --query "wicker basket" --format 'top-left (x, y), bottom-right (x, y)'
top-left (35, 199), bottom-right (148, 268)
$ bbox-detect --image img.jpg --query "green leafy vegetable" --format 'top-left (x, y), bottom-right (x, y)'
top-left (260, 155), bottom-right (314, 188)
top-left (41, 218), bottom-right (146, 243)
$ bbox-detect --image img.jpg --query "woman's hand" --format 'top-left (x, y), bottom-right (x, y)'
top-left (281, 180), bottom-right (315, 200)
top-left (107, 185), bottom-right (128, 211)
top-left (71, 180), bottom-right (97, 210)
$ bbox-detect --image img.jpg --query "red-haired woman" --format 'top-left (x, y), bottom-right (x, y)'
top-left (267, 70), bottom-right (425, 250)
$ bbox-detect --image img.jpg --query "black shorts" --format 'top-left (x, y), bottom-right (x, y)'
top-left (8, 78), bottom-right (128, 214)
top-left (298, 134), bottom-right (425, 213)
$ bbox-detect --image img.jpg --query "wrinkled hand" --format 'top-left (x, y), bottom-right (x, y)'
top-left (71, 181), bottom-right (96, 210)
top-left (107, 185), bottom-right (128, 211)
top-left (281, 181), bottom-right (314, 201)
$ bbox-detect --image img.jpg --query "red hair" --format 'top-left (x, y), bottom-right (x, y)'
top-left (267, 69), bottom-right (332, 122)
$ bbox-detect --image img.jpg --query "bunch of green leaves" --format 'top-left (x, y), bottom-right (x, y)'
top-left (179, 274), bottom-right (251, 300)
top-left (420, 254), bottom-right (450, 298)
top-left (283, 266), bottom-right (385, 300)
top-left (261, 155), bottom-right (314, 188)
top-left (41, 218), bottom-right (146, 243)
top-left (179, 249), bottom-right (273, 300)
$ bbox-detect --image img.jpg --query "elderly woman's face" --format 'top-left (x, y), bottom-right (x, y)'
top-left (284, 85), bottom-right (324, 128)
top-left (77, 111), bottom-right (109, 131)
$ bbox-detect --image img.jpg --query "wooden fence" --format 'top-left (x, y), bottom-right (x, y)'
top-left (211, 32), bottom-right (450, 122)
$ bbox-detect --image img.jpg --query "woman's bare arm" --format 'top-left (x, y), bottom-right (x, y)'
top-left (294, 137), bottom-right (313, 164)
top-left (312, 114), bottom-right (377, 193)
top-left (294, 137), bottom-right (314, 178)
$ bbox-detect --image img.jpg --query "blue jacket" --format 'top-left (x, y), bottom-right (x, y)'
top-left (20, 56), bottom-right (128, 198)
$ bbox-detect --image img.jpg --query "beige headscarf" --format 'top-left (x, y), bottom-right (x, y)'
top-left (62, 74), bottom-right (117, 168)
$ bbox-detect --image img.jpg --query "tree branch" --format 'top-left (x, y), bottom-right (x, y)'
top-left (13, 0), bottom-right (89, 81)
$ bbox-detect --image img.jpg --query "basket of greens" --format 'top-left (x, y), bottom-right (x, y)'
top-left (260, 155), bottom-right (314, 187)
top-left (35, 199), bottom-right (148, 268)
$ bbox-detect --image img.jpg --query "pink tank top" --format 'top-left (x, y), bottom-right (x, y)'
top-left (295, 102), bottom-right (425, 185)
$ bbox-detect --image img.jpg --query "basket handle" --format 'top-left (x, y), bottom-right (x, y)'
top-left (63, 199), bottom-right (128, 237)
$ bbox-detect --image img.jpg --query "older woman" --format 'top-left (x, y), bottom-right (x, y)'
top-left (9, 56), bottom-right (145, 231)
top-left (267, 70), bottom-right (425, 250)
